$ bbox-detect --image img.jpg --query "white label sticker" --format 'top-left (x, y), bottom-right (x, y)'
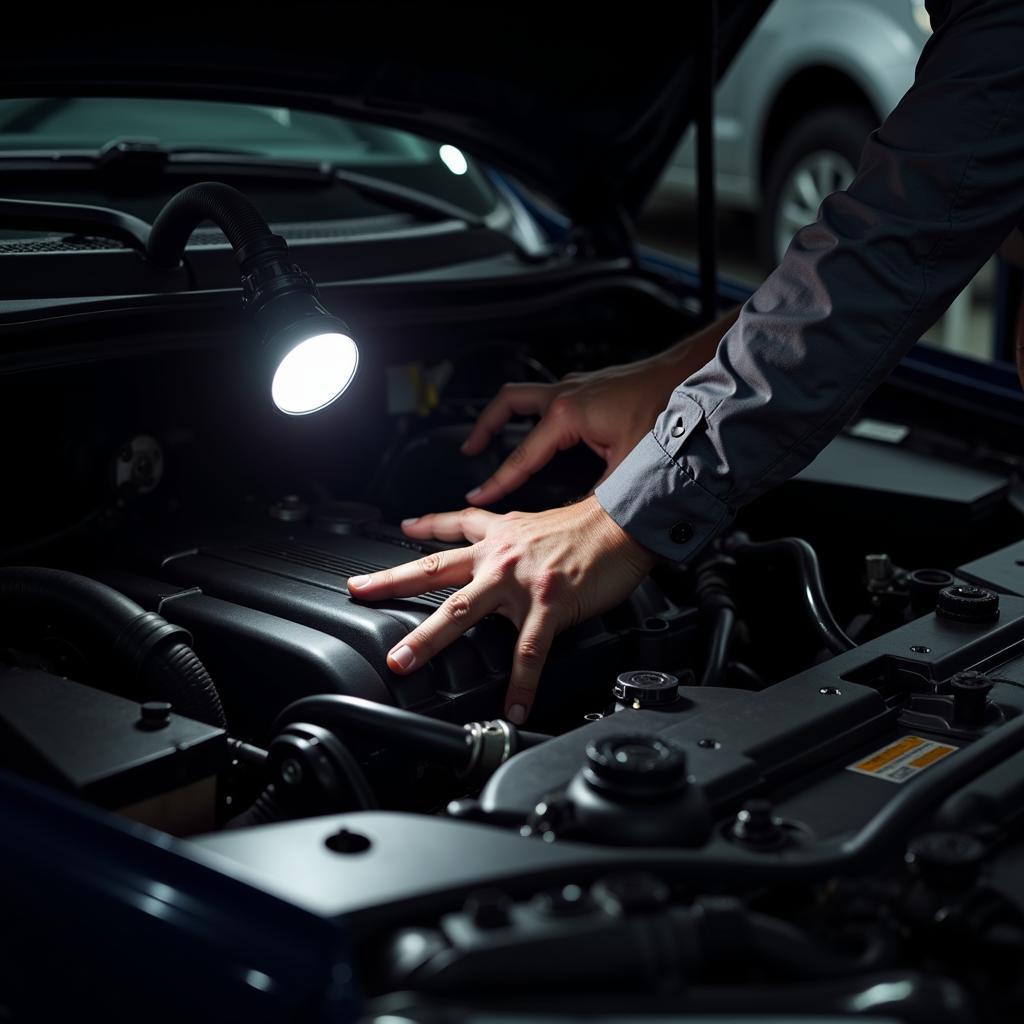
top-left (846, 735), bottom-right (958, 784)
top-left (849, 418), bottom-right (911, 445)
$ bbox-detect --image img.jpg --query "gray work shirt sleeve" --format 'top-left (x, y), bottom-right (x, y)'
top-left (597, 0), bottom-right (1024, 562)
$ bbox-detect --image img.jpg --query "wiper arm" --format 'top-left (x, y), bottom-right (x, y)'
top-left (330, 166), bottom-right (484, 229)
top-left (0, 137), bottom-right (486, 229)
top-left (0, 196), bottom-right (150, 251)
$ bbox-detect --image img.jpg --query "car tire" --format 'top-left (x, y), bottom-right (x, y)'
top-left (758, 106), bottom-right (876, 272)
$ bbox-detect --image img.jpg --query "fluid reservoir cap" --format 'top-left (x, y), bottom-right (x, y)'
top-left (583, 734), bottom-right (689, 796)
top-left (936, 584), bottom-right (999, 622)
top-left (906, 831), bottom-right (986, 888)
top-left (613, 670), bottom-right (680, 707)
top-left (949, 669), bottom-right (995, 726)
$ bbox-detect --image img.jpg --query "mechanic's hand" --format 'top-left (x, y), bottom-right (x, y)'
top-left (346, 496), bottom-right (656, 723)
top-left (460, 307), bottom-right (739, 507)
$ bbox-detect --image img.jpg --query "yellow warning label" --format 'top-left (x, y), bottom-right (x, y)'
top-left (847, 735), bottom-right (957, 784)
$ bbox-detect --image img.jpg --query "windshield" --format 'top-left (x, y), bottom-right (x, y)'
top-left (0, 97), bottom-right (497, 216)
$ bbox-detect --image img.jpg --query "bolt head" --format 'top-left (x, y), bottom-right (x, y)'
top-left (280, 758), bottom-right (304, 785)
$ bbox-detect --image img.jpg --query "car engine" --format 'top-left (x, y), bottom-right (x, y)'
top-left (1, 194), bottom-right (1023, 1022)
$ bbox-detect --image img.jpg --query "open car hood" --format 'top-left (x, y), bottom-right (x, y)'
top-left (1, 3), bottom-right (770, 227)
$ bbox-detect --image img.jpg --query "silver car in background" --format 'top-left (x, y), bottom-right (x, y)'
top-left (662, 0), bottom-right (932, 270)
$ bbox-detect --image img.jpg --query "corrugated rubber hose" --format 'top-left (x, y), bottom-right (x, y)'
top-left (146, 181), bottom-right (278, 270)
top-left (0, 567), bottom-right (226, 728)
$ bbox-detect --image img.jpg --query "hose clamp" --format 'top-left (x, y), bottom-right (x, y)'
top-left (458, 719), bottom-right (516, 785)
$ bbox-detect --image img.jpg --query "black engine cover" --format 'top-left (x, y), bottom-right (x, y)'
top-left (98, 512), bottom-right (696, 739)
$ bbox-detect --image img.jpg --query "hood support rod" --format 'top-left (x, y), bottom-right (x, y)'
top-left (696, 0), bottom-right (719, 322)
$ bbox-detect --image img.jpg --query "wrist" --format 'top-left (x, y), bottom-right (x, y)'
top-left (582, 494), bottom-right (658, 574)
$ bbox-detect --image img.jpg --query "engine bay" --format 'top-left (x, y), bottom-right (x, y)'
top-left (2, 269), bottom-right (1024, 1021)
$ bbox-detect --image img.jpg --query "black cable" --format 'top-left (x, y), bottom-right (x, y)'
top-left (726, 534), bottom-right (856, 655)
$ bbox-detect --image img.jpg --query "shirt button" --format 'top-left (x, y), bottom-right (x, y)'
top-left (670, 417), bottom-right (686, 438)
top-left (669, 521), bottom-right (694, 544)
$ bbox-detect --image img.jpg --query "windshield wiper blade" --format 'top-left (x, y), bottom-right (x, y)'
top-left (0, 137), bottom-right (486, 228)
top-left (330, 166), bottom-right (484, 229)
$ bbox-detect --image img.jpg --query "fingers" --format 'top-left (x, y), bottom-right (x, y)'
top-left (504, 609), bottom-right (556, 724)
top-left (401, 507), bottom-right (496, 544)
top-left (346, 546), bottom-right (474, 600)
top-left (466, 410), bottom-right (575, 506)
top-left (460, 383), bottom-right (555, 456)
top-left (385, 581), bottom-right (498, 674)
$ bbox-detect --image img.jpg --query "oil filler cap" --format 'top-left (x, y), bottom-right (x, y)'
top-left (583, 735), bottom-right (689, 797)
top-left (936, 584), bottom-right (999, 623)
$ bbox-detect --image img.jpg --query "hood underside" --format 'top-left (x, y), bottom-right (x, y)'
top-left (2, 3), bottom-right (771, 224)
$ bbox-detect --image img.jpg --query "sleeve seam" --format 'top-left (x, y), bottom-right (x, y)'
top-left (648, 428), bottom-right (734, 517)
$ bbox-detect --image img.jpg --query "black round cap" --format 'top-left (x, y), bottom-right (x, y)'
top-left (906, 831), bottom-right (986, 887)
top-left (138, 700), bottom-right (172, 729)
top-left (936, 584), bottom-right (999, 622)
top-left (584, 734), bottom-right (689, 795)
top-left (613, 670), bottom-right (680, 707)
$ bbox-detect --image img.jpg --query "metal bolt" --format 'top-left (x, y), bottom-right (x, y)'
top-left (138, 700), bottom-right (172, 729)
top-left (280, 758), bottom-right (304, 786)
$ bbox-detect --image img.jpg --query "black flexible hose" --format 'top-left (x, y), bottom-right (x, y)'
top-left (701, 608), bottom-right (736, 688)
top-left (274, 694), bottom-right (472, 767)
top-left (747, 915), bottom-right (897, 979)
top-left (727, 660), bottom-right (769, 691)
top-left (0, 567), bottom-right (225, 728)
top-left (226, 785), bottom-right (289, 829)
top-left (146, 181), bottom-right (277, 270)
top-left (726, 534), bottom-right (856, 655)
top-left (694, 556), bottom-right (739, 687)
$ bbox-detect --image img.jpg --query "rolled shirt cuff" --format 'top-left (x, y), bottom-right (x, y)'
top-left (595, 420), bottom-right (734, 564)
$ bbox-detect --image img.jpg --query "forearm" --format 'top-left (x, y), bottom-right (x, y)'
top-left (652, 306), bottom-right (741, 384)
top-left (598, 0), bottom-right (1024, 563)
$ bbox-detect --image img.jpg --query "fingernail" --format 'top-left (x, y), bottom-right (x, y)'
top-left (348, 575), bottom-right (368, 588)
top-left (507, 704), bottom-right (526, 725)
top-left (389, 645), bottom-right (416, 671)
top-left (466, 486), bottom-right (483, 501)
top-left (459, 441), bottom-right (471, 454)
top-left (401, 517), bottom-right (419, 527)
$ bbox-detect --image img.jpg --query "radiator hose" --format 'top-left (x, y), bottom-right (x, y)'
top-left (0, 567), bottom-right (225, 728)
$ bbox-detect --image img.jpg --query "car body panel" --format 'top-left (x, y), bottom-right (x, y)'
top-left (662, 0), bottom-right (927, 210)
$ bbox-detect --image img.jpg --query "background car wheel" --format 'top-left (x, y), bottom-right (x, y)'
top-left (759, 106), bottom-right (876, 272)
